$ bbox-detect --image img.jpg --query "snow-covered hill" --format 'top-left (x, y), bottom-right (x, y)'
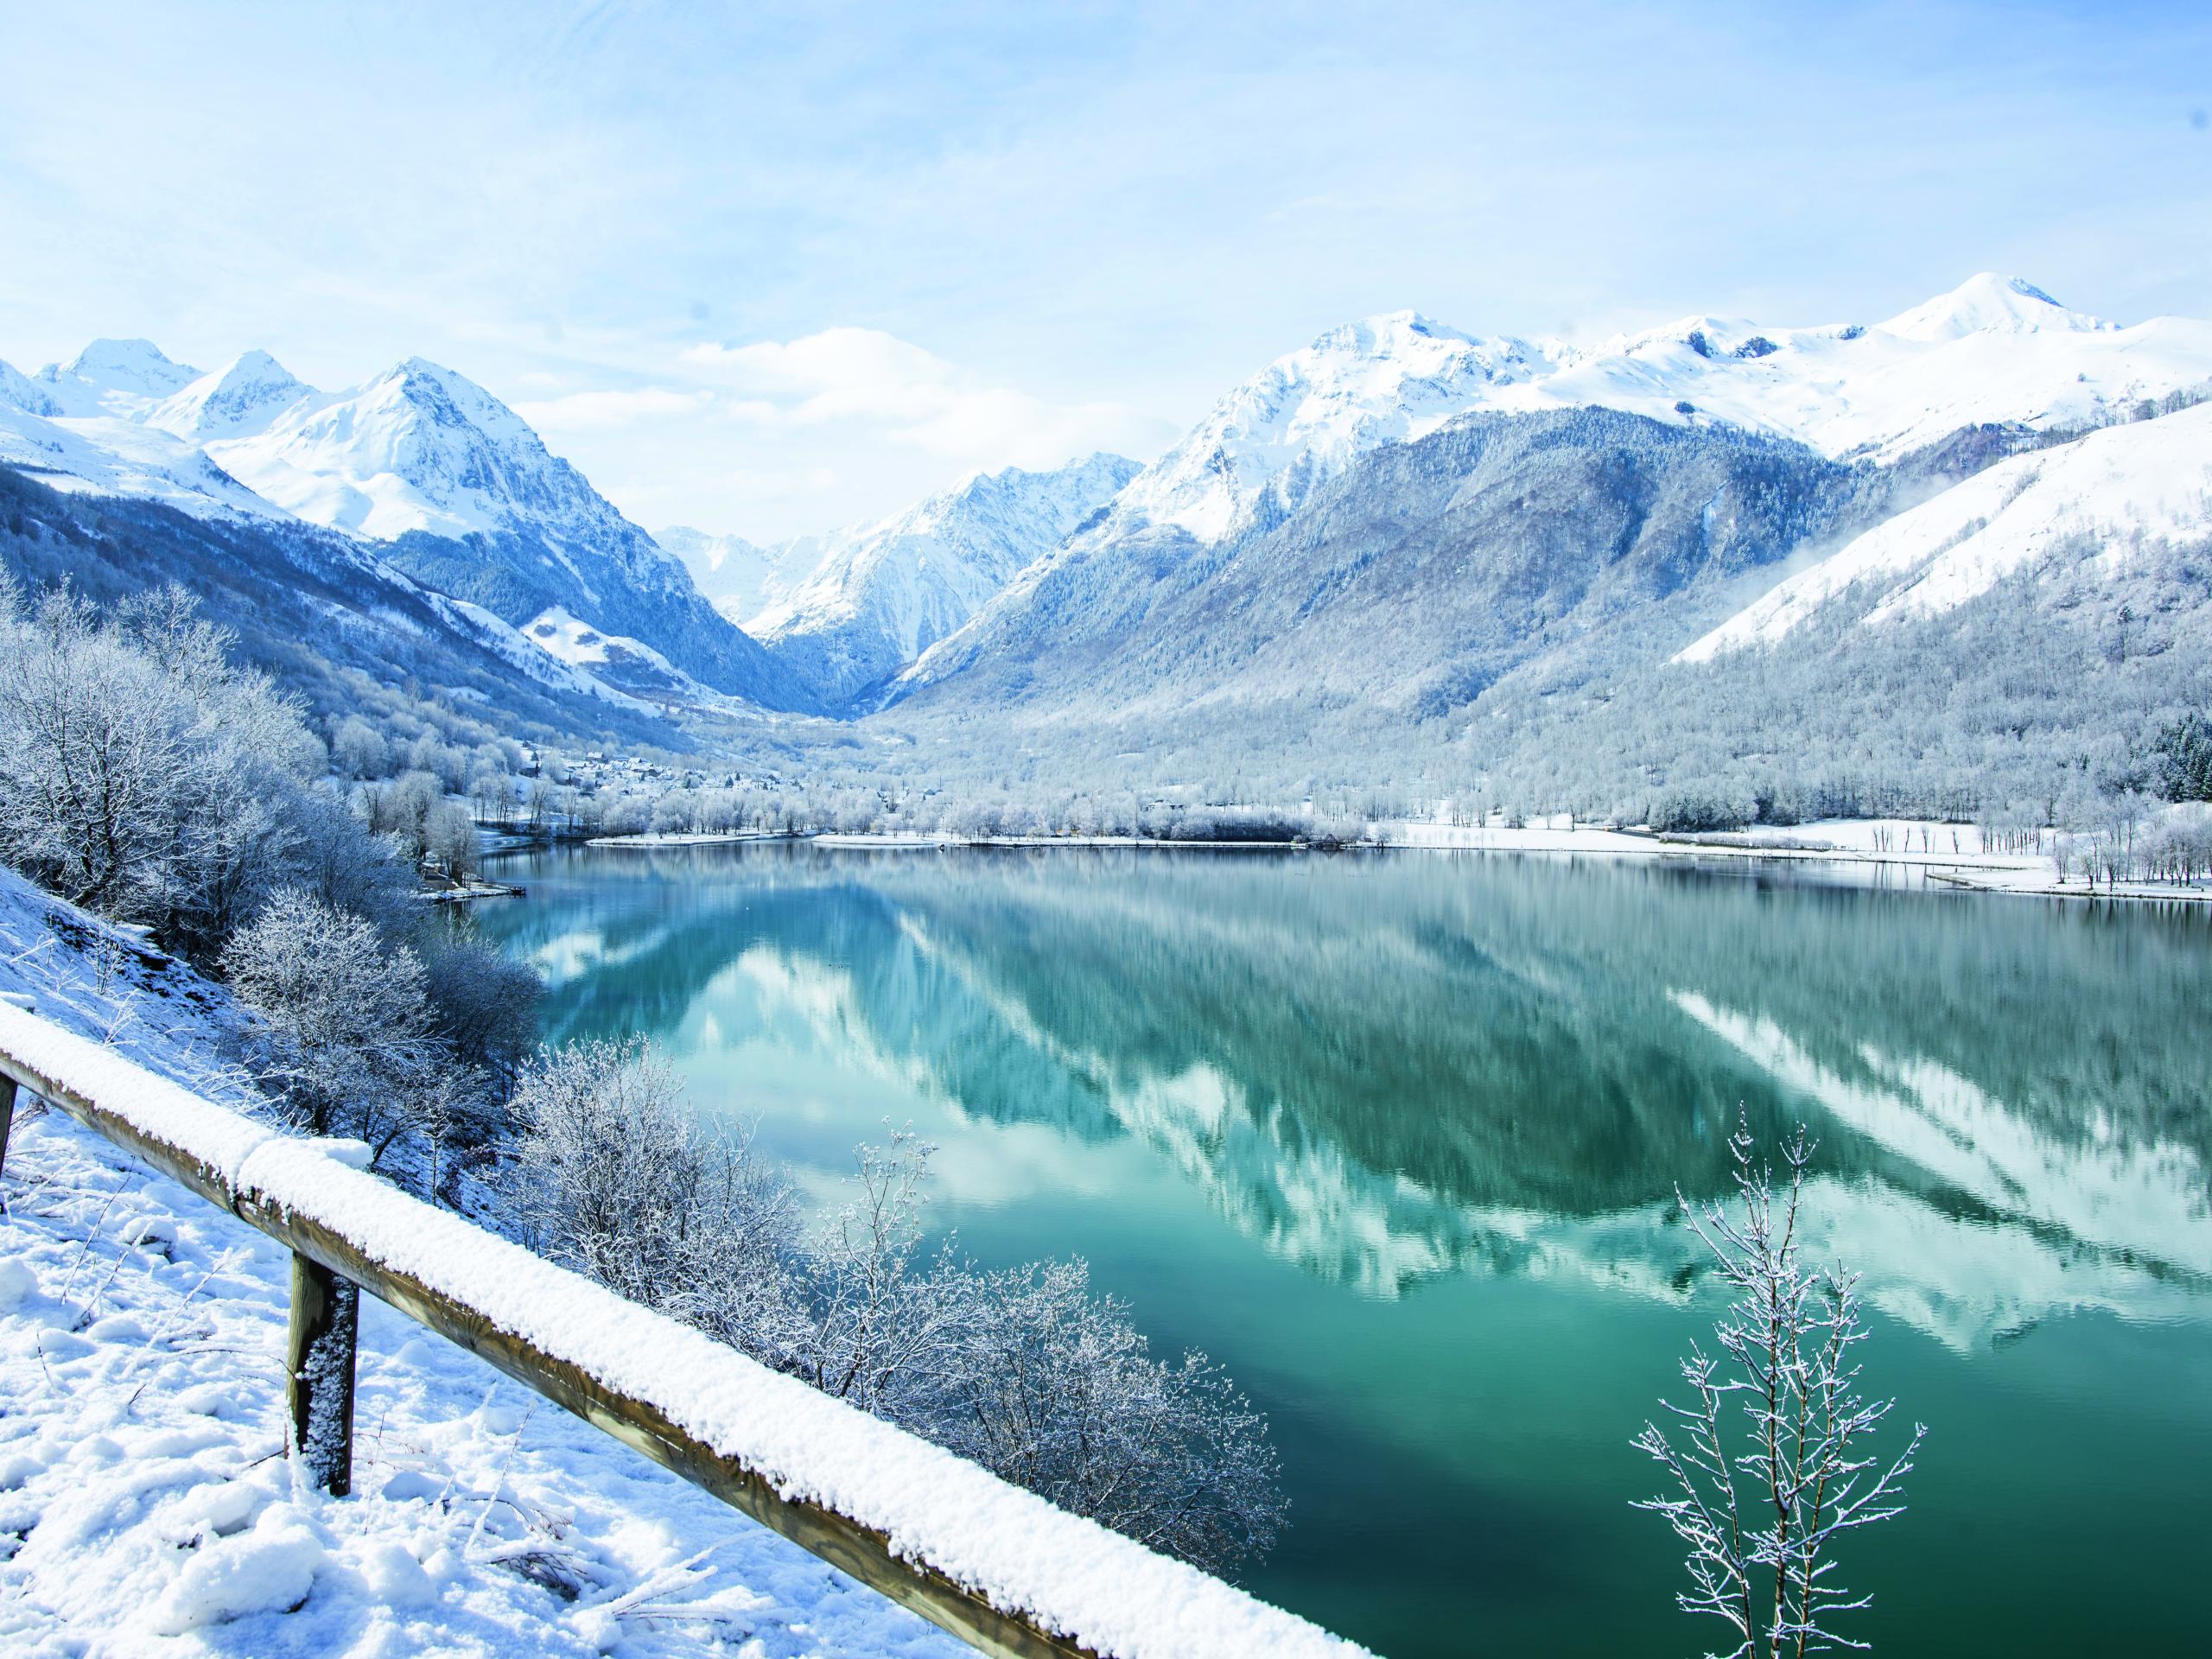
top-left (1681, 398), bottom-right (2212, 661)
top-left (747, 454), bottom-right (1141, 706)
top-left (0, 341), bottom-right (809, 711)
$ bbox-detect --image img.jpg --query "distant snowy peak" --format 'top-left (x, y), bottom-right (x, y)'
top-left (747, 452), bottom-right (1142, 704)
top-left (0, 358), bottom-right (61, 418)
top-left (34, 338), bottom-right (201, 416)
top-left (656, 525), bottom-right (803, 620)
top-left (1107, 310), bottom-right (1560, 543)
top-left (1510, 272), bottom-right (2210, 462)
top-left (1681, 399), bottom-right (2212, 661)
top-left (1874, 273), bottom-right (2110, 342)
top-left (1089, 276), bottom-right (2212, 558)
top-left (758, 452), bottom-right (1142, 637)
top-left (143, 350), bottom-right (312, 440)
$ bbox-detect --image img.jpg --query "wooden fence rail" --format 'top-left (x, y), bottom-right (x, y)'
top-left (0, 1001), bottom-right (1369, 1659)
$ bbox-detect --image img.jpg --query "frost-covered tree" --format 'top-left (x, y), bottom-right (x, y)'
top-left (1633, 1117), bottom-right (1924, 1659)
top-left (0, 584), bottom-right (400, 959)
top-left (938, 1258), bottom-right (1286, 1574)
top-left (224, 888), bottom-right (449, 1158)
top-left (420, 939), bottom-right (543, 1093)
top-left (505, 1039), bottom-right (794, 1340)
top-left (507, 1043), bottom-right (1289, 1574)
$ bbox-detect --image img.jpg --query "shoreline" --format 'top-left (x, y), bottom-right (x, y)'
top-left (554, 823), bottom-right (2210, 905)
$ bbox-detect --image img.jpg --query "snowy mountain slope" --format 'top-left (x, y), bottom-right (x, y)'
top-left (654, 524), bottom-right (806, 619)
top-left (891, 410), bottom-right (1873, 722)
top-left (0, 392), bottom-right (282, 519)
top-left (1681, 400), bottom-right (2212, 661)
top-left (143, 348), bottom-right (313, 440)
top-left (1091, 313), bottom-right (1555, 545)
top-left (209, 357), bottom-right (641, 545)
top-left (1485, 274), bottom-right (2212, 463)
top-left (0, 356), bottom-right (61, 417)
top-left (0, 462), bottom-right (686, 747)
top-left (892, 275), bottom-right (2212, 711)
top-left (1, 338), bottom-right (813, 710)
top-left (748, 453), bottom-right (1141, 706)
top-left (31, 336), bottom-right (202, 416)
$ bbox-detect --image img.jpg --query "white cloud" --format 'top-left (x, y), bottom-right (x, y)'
top-left (513, 386), bottom-right (715, 431)
top-left (681, 326), bottom-right (1174, 470)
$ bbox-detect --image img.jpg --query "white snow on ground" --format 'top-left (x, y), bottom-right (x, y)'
top-left (520, 607), bottom-right (673, 673)
top-left (0, 865), bottom-right (964, 1658)
top-left (1681, 400), bottom-right (2212, 660)
top-left (0, 1113), bottom-right (967, 1659)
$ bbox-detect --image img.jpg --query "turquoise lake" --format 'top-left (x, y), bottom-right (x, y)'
top-left (474, 842), bottom-right (2212, 1658)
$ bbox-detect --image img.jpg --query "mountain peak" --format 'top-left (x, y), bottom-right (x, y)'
top-left (145, 350), bottom-right (312, 440)
top-left (1878, 273), bottom-right (2109, 342)
top-left (31, 337), bottom-right (203, 416)
top-left (54, 337), bottom-right (200, 392)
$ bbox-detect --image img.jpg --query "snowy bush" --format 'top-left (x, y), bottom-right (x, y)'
top-left (507, 1043), bottom-right (1288, 1575)
top-left (935, 1259), bottom-right (1286, 1573)
top-left (0, 583), bottom-right (409, 959)
top-left (420, 938), bottom-right (543, 1093)
top-left (505, 1039), bottom-right (795, 1341)
top-left (224, 889), bottom-right (453, 1159)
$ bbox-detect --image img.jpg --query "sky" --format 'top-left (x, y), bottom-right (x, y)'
top-left (3, 0), bottom-right (2209, 540)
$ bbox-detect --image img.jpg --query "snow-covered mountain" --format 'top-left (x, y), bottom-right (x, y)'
top-left (1092, 314), bottom-right (1554, 545)
top-left (654, 525), bottom-right (808, 620)
top-left (0, 342), bottom-right (810, 712)
top-left (1486, 273), bottom-right (2212, 462)
top-left (0, 350), bottom-right (280, 521)
top-left (746, 454), bottom-right (1141, 706)
top-left (892, 275), bottom-right (2212, 708)
top-left (1681, 398), bottom-right (2212, 661)
top-left (144, 350), bottom-right (312, 441)
top-left (31, 337), bottom-right (202, 417)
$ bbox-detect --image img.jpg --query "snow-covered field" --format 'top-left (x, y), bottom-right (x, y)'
top-left (0, 868), bottom-right (958, 1658)
top-left (1389, 816), bottom-right (2044, 869)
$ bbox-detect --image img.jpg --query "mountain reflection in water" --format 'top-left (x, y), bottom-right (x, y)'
top-left (477, 843), bottom-right (2212, 1659)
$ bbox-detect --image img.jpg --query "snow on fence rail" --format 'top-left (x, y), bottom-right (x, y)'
top-left (0, 1001), bottom-right (1371, 1659)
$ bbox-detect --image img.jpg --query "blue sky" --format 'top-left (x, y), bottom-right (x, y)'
top-left (3, 0), bottom-right (2209, 537)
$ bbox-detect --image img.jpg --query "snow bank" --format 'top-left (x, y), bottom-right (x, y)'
top-left (0, 1104), bottom-right (959, 1657)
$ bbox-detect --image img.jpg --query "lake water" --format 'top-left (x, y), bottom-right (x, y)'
top-left (474, 842), bottom-right (2212, 1658)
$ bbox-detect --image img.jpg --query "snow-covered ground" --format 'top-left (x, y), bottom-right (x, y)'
top-left (0, 868), bottom-right (959, 1657)
top-left (0, 1113), bottom-right (963, 1658)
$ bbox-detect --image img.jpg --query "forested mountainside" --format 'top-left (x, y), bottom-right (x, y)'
top-left (884, 410), bottom-right (1889, 721)
top-left (0, 466), bottom-right (677, 752)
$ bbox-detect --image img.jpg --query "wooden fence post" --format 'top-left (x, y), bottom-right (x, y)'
top-left (0, 1076), bottom-right (16, 1178)
top-left (287, 1252), bottom-right (359, 1496)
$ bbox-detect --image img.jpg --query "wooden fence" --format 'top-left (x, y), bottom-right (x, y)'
top-left (0, 1001), bottom-right (1369, 1659)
